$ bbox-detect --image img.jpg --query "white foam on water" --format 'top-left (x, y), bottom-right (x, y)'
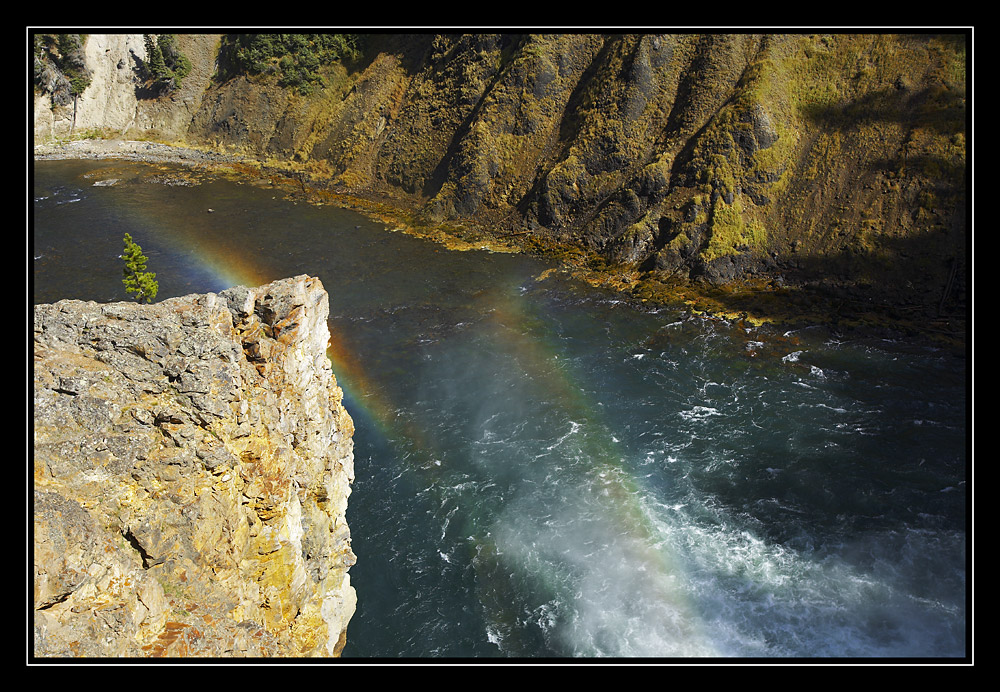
top-left (641, 496), bottom-right (967, 657)
top-left (485, 624), bottom-right (504, 650)
top-left (486, 461), bottom-right (723, 657)
top-left (679, 405), bottom-right (720, 420)
top-left (813, 402), bottom-right (847, 413)
top-left (544, 421), bottom-right (582, 451)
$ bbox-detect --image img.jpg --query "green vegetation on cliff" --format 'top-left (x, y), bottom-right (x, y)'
top-left (216, 34), bottom-right (363, 95)
top-left (142, 34), bottom-right (192, 92)
top-left (33, 33), bottom-right (92, 104)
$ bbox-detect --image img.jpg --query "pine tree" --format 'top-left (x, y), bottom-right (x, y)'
top-left (144, 35), bottom-right (168, 81)
top-left (122, 233), bottom-right (159, 303)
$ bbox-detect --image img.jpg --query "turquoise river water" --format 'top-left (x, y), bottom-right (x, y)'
top-left (32, 159), bottom-right (969, 660)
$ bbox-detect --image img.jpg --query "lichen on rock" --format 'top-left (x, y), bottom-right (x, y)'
top-left (33, 275), bottom-right (356, 657)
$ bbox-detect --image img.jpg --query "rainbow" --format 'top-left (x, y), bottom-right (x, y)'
top-left (124, 192), bottom-right (713, 654)
top-left (201, 250), bottom-right (395, 436)
top-left (441, 280), bottom-right (717, 655)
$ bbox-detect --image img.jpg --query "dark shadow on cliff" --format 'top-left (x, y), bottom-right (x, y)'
top-left (685, 228), bottom-right (968, 341)
top-left (360, 34), bottom-right (438, 75)
top-left (799, 84), bottom-right (965, 137)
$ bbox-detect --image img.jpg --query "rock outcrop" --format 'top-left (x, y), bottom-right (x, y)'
top-left (33, 276), bottom-right (356, 657)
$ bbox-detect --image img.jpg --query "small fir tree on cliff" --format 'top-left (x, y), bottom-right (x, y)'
top-left (144, 34), bottom-right (168, 81)
top-left (121, 233), bottom-right (158, 303)
top-left (142, 34), bottom-right (191, 92)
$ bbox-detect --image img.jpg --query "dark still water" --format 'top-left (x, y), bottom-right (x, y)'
top-left (33, 159), bottom-right (969, 659)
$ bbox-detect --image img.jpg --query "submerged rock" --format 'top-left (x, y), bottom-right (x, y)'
top-left (33, 275), bottom-right (356, 658)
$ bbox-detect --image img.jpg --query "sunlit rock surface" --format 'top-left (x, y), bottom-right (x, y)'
top-left (33, 275), bottom-right (356, 657)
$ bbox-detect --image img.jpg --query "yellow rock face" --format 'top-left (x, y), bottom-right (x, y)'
top-left (33, 276), bottom-right (356, 658)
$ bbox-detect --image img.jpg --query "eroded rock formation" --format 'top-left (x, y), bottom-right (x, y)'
top-left (33, 276), bottom-right (356, 657)
top-left (33, 32), bottom-right (968, 326)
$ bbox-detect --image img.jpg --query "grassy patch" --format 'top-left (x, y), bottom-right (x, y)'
top-left (704, 197), bottom-right (767, 260)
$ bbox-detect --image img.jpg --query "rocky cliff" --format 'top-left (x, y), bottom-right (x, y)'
top-left (32, 32), bottom-right (968, 330)
top-left (33, 276), bottom-right (356, 657)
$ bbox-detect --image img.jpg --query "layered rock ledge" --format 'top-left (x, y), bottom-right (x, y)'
top-left (33, 276), bottom-right (356, 657)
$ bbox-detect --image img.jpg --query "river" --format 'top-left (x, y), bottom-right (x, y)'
top-left (32, 159), bottom-right (968, 659)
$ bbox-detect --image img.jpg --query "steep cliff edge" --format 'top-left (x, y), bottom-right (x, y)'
top-left (33, 276), bottom-right (356, 657)
top-left (33, 34), bottom-right (222, 143)
top-left (33, 32), bottom-right (968, 333)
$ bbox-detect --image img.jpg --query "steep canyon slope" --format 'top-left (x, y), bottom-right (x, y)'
top-left (33, 32), bottom-right (968, 330)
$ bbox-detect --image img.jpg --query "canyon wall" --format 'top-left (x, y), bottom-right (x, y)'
top-left (32, 32), bottom-right (968, 319)
top-left (33, 276), bottom-right (356, 657)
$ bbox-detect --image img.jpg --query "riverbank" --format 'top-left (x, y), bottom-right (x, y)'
top-left (33, 139), bottom-right (245, 165)
top-left (33, 139), bottom-right (968, 350)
